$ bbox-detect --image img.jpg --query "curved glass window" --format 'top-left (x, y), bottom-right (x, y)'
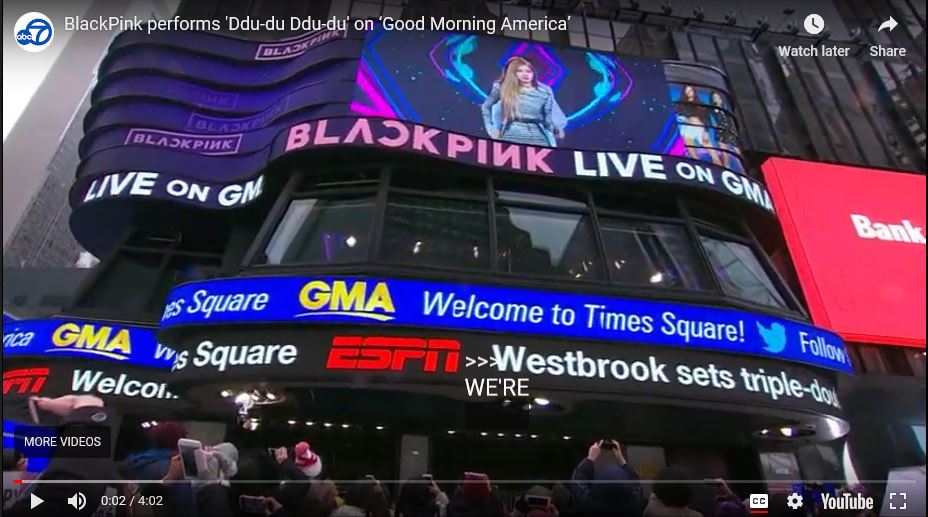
top-left (74, 233), bottom-right (224, 315)
top-left (699, 235), bottom-right (786, 308)
top-left (601, 219), bottom-right (706, 289)
top-left (496, 189), bottom-right (588, 209)
top-left (264, 195), bottom-right (374, 265)
top-left (79, 252), bottom-right (162, 310)
top-left (380, 195), bottom-right (489, 270)
top-left (496, 206), bottom-right (603, 280)
top-left (390, 169), bottom-right (486, 196)
top-left (257, 170), bottom-right (800, 314)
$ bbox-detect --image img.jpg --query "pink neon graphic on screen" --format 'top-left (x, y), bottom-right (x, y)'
top-left (350, 61), bottom-right (398, 118)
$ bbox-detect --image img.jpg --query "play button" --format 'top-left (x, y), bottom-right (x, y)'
top-left (30, 493), bottom-right (43, 509)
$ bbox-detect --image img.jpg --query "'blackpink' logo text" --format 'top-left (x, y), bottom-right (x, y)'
top-left (285, 118), bottom-right (554, 174)
top-left (255, 29), bottom-right (346, 61)
top-left (281, 117), bottom-right (774, 212)
top-left (125, 129), bottom-right (243, 156)
top-left (185, 97), bottom-right (289, 133)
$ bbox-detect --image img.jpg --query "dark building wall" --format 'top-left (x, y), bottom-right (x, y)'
top-left (3, 267), bottom-right (93, 318)
top-left (842, 375), bottom-right (926, 500)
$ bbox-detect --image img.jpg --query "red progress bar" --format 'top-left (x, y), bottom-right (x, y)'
top-left (750, 511), bottom-right (768, 515)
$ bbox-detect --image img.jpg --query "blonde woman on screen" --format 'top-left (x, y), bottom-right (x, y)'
top-left (482, 56), bottom-right (566, 147)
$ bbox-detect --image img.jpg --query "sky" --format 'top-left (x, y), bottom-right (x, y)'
top-left (3, 0), bottom-right (93, 140)
top-left (3, 0), bottom-right (180, 140)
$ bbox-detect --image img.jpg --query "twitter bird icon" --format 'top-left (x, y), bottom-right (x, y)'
top-left (757, 322), bottom-right (787, 353)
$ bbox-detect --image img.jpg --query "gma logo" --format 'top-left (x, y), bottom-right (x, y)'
top-left (48, 323), bottom-right (132, 360)
top-left (297, 280), bottom-right (395, 321)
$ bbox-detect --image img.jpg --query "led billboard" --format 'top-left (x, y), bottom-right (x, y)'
top-left (762, 158), bottom-right (926, 348)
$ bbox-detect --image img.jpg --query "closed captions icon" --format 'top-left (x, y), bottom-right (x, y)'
top-left (14, 12), bottom-right (54, 52)
top-left (749, 493), bottom-right (769, 515)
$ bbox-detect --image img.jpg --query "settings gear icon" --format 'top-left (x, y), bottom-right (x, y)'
top-left (786, 492), bottom-right (804, 510)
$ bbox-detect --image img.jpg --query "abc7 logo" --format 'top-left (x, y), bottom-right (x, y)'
top-left (14, 13), bottom-right (54, 51)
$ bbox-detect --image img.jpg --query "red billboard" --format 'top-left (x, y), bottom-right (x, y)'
top-left (762, 158), bottom-right (926, 348)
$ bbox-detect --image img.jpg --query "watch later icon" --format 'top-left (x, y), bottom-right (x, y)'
top-left (804, 13), bottom-right (825, 35)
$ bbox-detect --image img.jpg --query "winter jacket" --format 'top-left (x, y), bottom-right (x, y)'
top-left (330, 504), bottom-right (369, 517)
top-left (122, 448), bottom-right (198, 517)
top-left (571, 458), bottom-right (644, 517)
top-left (643, 492), bottom-right (704, 517)
top-left (446, 493), bottom-right (507, 517)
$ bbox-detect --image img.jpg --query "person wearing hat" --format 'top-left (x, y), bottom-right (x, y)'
top-left (446, 472), bottom-right (507, 517)
top-left (396, 474), bottom-right (449, 517)
top-left (573, 440), bottom-right (644, 517)
top-left (512, 485), bottom-right (559, 517)
top-left (123, 421), bottom-right (188, 481)
top-left (123, 421), bottom-right (197, 516)
top-left (293, 441), bottom-right (323, 479)
top-left (191, 442), bottom-right (240, 491)
top-left (272, 442), bottom-right (322, 512)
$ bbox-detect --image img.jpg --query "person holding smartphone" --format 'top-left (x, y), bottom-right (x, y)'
top-left (446, 472), bottom-right (507, 517)
top-left (512, 485), bottom-right (559, 517)
top-left (571, 439), bottom-right (644, 517)
top-left (330, 477), bottom-right (390, 517)
top-left (164, 449), bottom-right (291, 517)
top-left (123, 420), bottom-right (198, 517)
top-left (643, 467), bottom-right (702, 517)
top-left (396, 474), bottom-right (448, 517)
top-left (706, 478), bottom-right (747, 517)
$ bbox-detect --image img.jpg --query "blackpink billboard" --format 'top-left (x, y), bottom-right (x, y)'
top-left (351, 28), bottom-right (679, 154)
top-left (73, 25), bottom-right (763, 253)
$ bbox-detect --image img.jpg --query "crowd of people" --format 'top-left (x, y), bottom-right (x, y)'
top-left (4, 395), bottom-right (879, 517)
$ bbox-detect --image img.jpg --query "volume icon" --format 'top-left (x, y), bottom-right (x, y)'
top-left (68, 491), bottom-right (87, 510)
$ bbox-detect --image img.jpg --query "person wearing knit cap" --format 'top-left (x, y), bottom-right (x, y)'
top-left (123, 422), bottom-right (187, 480)
top-left (513, 485), bottom-right (558, 517)
top-left (447, 472), bottom-right (507, 517)
top-left (122, 422), bottom-right (197, 516)
top-left (294, 441), bottom-right (323, 479)
top-left (148, 422), bottom-right (188, 451)
top-left (192, 442), bottom-right (240, 491)
top-left (211, 442), bottom-right (239, 480)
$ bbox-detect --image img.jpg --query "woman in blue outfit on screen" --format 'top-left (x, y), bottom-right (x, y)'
top-left (482, 56), bottom-right (566, 147)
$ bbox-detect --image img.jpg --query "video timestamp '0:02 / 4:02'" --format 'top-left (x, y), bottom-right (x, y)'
top-left (99, 494), bottom-right (164, 507)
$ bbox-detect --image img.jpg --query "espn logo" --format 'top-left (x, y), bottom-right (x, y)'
top-left (326, 336), bottom-right (461, 373)
top-left (3, 367), bottom-right (49, 395)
